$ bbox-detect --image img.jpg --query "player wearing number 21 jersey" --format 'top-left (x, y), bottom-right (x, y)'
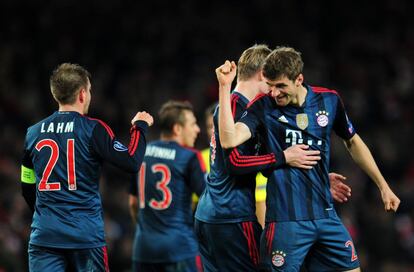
top-left (129, 101), bottom-right (206, 272)
top-left (20, 63), bottom-right (153, 272)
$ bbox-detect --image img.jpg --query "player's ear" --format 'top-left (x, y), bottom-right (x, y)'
top-left (172, 123), bottom-right (182, 136)
top-left (295, 74), bottom-right (304, 86)
top-left (259, 70), bottom-right (266, 81)
top-left (257, 70), bottom-right (264, 81)
top-left (78, 88), bottom-right (86, 103)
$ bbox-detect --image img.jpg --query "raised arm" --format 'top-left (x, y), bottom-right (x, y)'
top-left (344, 133), bottom-right (400, 211)
top-left (216, 61), bottom-right (252, 149)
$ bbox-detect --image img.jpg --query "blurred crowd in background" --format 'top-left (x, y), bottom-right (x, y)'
top-left (0, 0), bottom-right (413, 271)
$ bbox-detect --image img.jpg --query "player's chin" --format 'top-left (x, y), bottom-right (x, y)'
top-left (188, 139), bottom-right (196, 148)
top-left (275, 98), bottom-right (288, 106)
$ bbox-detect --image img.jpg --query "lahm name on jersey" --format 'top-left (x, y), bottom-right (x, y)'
top-left (40, 122), bottom-right (74, 133)
top-left (145, 146), bottom-right (176, 160)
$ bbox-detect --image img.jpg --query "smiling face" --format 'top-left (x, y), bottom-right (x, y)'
top-left (262, 47), bottom-right (305, 106)
top-left (265, 74), bottom-right (304, 106)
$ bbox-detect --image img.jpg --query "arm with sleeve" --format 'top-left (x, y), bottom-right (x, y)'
top-left (91, 120), bottom-right (148, 173)
top-left (333, 95), bottom-right (391, 193)
top-left (227, 96), bottom-right (282, 175)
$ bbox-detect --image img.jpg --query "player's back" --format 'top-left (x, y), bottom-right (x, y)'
top-left (195, 92), bottom-right (259, 224)
top-left (132, 140), bottom-right (205, 263)
top-left (24, 111), bottom-right (112, 248)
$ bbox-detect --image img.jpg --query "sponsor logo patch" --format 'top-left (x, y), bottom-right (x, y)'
top-left (113, 141), bottom-right (128, 152)
top-left (345, 113), bottom-right (354, 134)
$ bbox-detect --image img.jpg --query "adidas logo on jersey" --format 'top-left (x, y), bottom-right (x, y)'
top-left (277, 115), bottom-right (289, 123)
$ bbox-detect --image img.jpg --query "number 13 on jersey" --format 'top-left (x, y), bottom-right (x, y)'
top-left (138, 162), bottom-right (172, 210)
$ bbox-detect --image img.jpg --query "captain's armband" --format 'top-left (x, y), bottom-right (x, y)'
top-left (21, 165), bottom-right (35, 184)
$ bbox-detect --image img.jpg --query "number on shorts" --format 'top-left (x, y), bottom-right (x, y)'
top-left (345, 240), bottom-right (358, 261)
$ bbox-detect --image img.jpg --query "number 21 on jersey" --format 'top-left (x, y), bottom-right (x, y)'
top-left (138, 162), bottom-right (172, 210)
top-left (35, 138), bottom-right (77, 191)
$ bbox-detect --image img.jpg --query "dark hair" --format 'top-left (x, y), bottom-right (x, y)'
top-left (158, 100), bottom-right (193, 136)
top-left (263, 46), bottom-right (304, 81)
top-left (237, 44), bottom-right (271, 81)
top-left (50, 63), bottom-right (91, 105)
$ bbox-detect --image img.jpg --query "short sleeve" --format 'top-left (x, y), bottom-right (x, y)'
top-left (333, 95), bottom-right (356, 140)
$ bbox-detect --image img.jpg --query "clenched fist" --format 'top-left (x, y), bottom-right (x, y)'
top-left (216, 60), bottom-right (237, 87)
top-left (131, 111), bottom-right (154, 126)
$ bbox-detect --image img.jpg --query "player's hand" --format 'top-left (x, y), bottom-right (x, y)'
top-left (216, 60), bottom-right (237, 87)
top-left (283, 144), bottom-right (320, 169)
top-left (380, 186), bottom-right (400, 212)
top-left (329, 172), bottom-right (351, 203)
top-left (131, 111), bottom-right (154, 127)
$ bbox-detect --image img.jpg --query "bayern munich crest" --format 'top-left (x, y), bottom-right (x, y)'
top-left (316, 110), bottom-right (329, 127)
top-left (271, 250), bottom-right (286, 267)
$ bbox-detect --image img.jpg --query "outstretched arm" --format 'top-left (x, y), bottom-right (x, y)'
top-left (216, 61), bottom-right (252, 149)
top-left (344, 134), bottom-right (400, 211)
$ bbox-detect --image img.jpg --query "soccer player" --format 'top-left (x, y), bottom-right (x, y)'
top-left (200, 103), bottom-right (217, 173)
top-left (216, 47), bottom-right (400, 271)
top-left (201, 102), bottom-right (295, 229)
top-left (20, 63), bottom-right (153, 272)
top-left (195, 45), bottom-right (351, 272)
top-left (129, 100), bottom-right (206, 272)
top-left (203, 106), bottom-right (351, 229)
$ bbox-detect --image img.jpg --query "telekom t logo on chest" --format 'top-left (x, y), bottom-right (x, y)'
top-left (285, 129), bottom-right (323, 146)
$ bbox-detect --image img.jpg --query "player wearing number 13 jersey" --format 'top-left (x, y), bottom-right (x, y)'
top-left (20, 63), bottom-right (153, 272)
top-left (129, 101), bottom-right (206, 272)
